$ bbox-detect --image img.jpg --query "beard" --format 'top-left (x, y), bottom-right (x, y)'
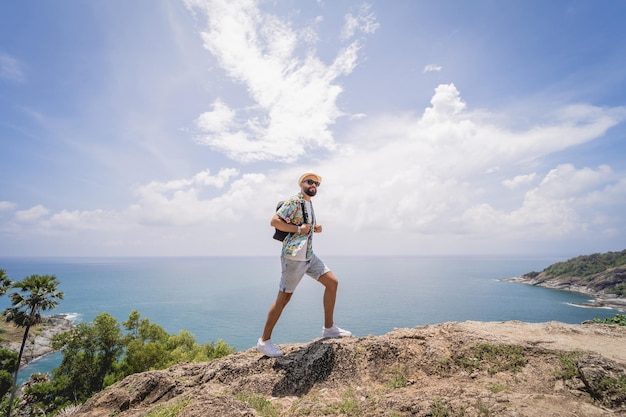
top-left (304, 187), bottom-right (317, 197)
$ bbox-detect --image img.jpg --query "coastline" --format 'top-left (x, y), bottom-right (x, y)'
top-left (1, 314), bottom-right (74, 367)
top-left (503, 276), bottom-right (626, 313)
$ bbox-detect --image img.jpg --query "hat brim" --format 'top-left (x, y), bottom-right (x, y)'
top-left (298, 171), bottom-right (322, 185)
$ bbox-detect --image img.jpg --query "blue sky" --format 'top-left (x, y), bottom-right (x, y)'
top-left (1, 0), bottom-right (625, 257)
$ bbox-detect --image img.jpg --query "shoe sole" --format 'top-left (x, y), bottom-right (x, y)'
top-left (257, 348), bottom-right (283, 357)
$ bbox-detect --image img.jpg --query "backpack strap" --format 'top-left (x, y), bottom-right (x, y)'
top-left (300, 200), bottom-right (307, 224)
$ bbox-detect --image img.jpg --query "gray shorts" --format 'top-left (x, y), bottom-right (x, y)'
top-left (279, 254), bottom-right (331, 293)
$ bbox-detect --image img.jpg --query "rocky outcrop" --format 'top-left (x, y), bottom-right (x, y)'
top-left (505, 265), bottom-right (626, 311)
top-left (2, 314), bottom-right (73, 365)
top-left (71, 321), bottom-right (626, 417)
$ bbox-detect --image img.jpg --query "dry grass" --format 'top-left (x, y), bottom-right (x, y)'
top-left (0, 321), bottom-right (26, 343)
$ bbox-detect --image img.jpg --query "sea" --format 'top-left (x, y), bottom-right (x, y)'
top-left (0, 255), bottom-right (621, 384)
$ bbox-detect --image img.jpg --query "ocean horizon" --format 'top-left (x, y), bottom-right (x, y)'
top-left (0, 255), bottom-right (620, 383)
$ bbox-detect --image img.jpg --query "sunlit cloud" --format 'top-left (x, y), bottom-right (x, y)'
top-left (2, 81), bottom-right (625, 255)
top-left (185, 0), bottom-right (373, 162)
top-left (1, 1), bottom-right (625, 257)
top-left (310, 84), bottom-right (626, 246)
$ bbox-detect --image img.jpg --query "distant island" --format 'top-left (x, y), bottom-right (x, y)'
top-left (505, 249), bottom-right (626, 311)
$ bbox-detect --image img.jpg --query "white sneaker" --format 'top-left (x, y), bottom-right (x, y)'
top-left (322, 325), bottom-right (352, 338)
top-left (257, 338), bottom-right (283, 357)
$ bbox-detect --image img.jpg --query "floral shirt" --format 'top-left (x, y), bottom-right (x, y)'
top-left (276, 193), bottom-right (315, 260)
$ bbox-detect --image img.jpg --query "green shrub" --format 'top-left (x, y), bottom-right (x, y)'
top-left (430, 397), bottom-right (449, 417)
top-left (457, 343), bottom-right (526, 375)
top-left (613, 283), bottom-right (626, 297)
top-left (385, 365), bottom-right (408, 389)
top-left (593, 314), bottom-right (626, 326)
top-left (145, 398), bottom-right (191, 417)
top-left (597, 375), bottom-right (626, 407)
top-left (236, 393), bottom-right (279, 417)
top-left (556, 351), bottom-right (582, 379)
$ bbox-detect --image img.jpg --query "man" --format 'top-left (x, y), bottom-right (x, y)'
top-left (257, 171), bottom-right (352, 357)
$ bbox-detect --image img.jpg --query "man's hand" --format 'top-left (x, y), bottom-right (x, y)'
top-left (313, 224), bottom-right (322, 233)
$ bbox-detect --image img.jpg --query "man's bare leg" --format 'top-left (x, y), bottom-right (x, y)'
top-left (318, 271), bottom-right (338, 329)
top-left (261, 291), bottom-right (293, 341)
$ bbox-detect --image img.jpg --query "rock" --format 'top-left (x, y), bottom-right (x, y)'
top-left (2, 314), bottom-right (74, 365)
top-left (577, 354), bottom-right (626, 408)
top-left (72, 321), bottom-right (626, 417)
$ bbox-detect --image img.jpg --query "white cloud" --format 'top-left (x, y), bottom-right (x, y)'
top-left (350, 113), bottom-right (367, 120)
top-left (304, 84), bottom-right (626, 251)
top-left (128, 168), bottom-right (244, 226)
top-left (15, 205), bottom-right (49, 223)
top-left (6, 81), bottom-right (626, 256)
top-left (340, 3), bottom-right (379, 41)
top-left (2, 48), bottom-right (625, 256)
top-left (0, 201), bottom-right (16, 212)
top-left (195, 99), bottom-right (236, 133)
top-left (185, 0), bottom-right (370, 162)
top-left (341, 14), bottom-right (359, 41)
top-left (49, 209), bottom-right (120, 231)
top-left (0, 52), bottom-right (25, 82)
top-left (135, 168), bottom-right (237, 196)
top-left (536, 164), bottom-right (612, 199)
top-left (357, 4), bottom-right (380, 35)
top-left (463, 164), bottom-right (615, 237)
top-left (422, 83), bottom-right (466, 120)
top-left (502, 173), bottom-right (537, 189)
top-left (423, 64), bottom-right (442, 73)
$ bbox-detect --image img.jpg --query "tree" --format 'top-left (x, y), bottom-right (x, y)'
top-left (3, 275), bottom-right (63, 417)
top-left (119, 310), bottom-right (169, 377)
top-left (0, 348), bottom-right (18, 399)
top-left (51, 313), bottom-right (123, 402)
top-left (0, 270), bottom-right (11, 296)
top-left (118, 310), bottom-right (235, 377)
top-left (28, 310), bottom-right (235, 415)
top-left (0, 270), bottom-right (15, 405)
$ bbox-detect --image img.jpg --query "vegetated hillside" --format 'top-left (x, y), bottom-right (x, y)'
top-left (54, 321), bottom-right (626, 417)
top-left (522, 249), bottom-right (626, 297)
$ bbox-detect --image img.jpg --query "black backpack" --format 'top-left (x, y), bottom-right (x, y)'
top-left (272, 200), bottom-right (306, 241)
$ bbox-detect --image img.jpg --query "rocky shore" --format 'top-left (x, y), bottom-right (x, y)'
top-left (1, 314), bottom-right (74, 366)
top-left (503, 275), bottom-right (626, 312)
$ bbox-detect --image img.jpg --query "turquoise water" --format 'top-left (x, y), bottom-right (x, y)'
top-left (0, 255), bottom-right (619, 383)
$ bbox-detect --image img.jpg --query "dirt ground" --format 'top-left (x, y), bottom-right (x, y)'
top-left (455, 320), bottom-right (626, 362)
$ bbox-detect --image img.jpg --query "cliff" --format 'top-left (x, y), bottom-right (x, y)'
top-left (61, 321), bottom-right (626, 417)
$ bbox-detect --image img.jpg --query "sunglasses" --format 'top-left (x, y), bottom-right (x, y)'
top-left (303, 179), bottom-right (320, 186)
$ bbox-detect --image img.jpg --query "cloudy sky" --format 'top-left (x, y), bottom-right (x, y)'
top-left (1, 0), bottom-right (625, 258)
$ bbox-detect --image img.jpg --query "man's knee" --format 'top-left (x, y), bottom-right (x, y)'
top-left (277, 291), bottom-right (293, 307)
top-left (319, 272), bottom-right (338, 290)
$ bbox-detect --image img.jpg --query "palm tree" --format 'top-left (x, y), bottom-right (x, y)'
top-left (3, 274), bottom-right (64, 417)
top-left (0, 270), bottom-right (11, 296)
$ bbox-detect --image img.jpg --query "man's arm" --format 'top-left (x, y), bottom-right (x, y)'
top-left (271, 214), bottom-right (311, 234)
